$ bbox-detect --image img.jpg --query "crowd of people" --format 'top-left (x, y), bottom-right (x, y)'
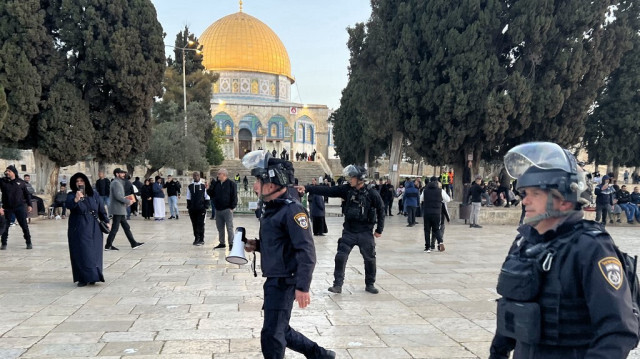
top-left (2, 143), bottom-right (639, 358)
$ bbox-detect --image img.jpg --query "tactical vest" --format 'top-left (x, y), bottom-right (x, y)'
top-left (343, 187), bottom-right (375, 223)
top-left (496, 222), bottom-right (601, 346)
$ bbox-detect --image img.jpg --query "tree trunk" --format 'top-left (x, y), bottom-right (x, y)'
top-left (33, 149), bottom-right (59, 203)
top-left (606, 161), bottom-right (614, 178)
top-left (452, 151), bottom-right (466, 202)
top-left (612, 164), bottom-right (620, 181)
top-left (126, 164), bottom-right (135, 178)
top-left (144, 167), bottom-right (160, 180)
top-left (388, 130), bottom-right (403, 187)
top-left (86, 160), bottom-right (100, 186)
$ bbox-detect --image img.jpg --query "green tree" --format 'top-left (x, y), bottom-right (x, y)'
top-left (338, 0), bottom-right (638, 199)
top-left (206, 127), bottom-right (225, 166)
top-left (0, 0), bottom-right (164, 196)
top-left (584, 34), bottom-right (640, 167)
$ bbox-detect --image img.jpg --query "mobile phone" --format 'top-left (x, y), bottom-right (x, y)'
top-left (78, 185), bottom-right (85, 195)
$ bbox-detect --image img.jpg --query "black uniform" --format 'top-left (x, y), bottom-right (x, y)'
top-left (186, 181), bottom-right (209, 245)
top-left (255, 191), bottom-right (331, 358)
top-left (0, 173), bottom-right (32, 247)
top-left (305, 184), bottom-right (385, 287)
top-left (490, 217), bottom-right (639, 358)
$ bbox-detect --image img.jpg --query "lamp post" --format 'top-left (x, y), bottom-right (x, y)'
top-left (166, 41), bottom-right (201, 137)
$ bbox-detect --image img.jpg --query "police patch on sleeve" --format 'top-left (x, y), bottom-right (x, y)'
top-left (294, 213), bottom-right (309, 229)
top-left (598, 257), bottom-right (624, 290)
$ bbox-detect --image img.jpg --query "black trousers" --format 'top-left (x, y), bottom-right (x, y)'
top-left (1, 205), bottom-right (31, 245)
top-left (261, 277), bottom-right (328, 359)
top-left (311, 216), bottom-right (327, 235)
top-left (188, 209), bottom-right (206, 242)
top-left (105, 215), bottom-right (136, 247)
top-left (334, 230), bottom-right (376, 287)
top-left (406, 206), bottom-right (417, 225)
top-left (423, 214), bottom-right (442, 249)
top-left (387, 199), bottom-right (394, 215)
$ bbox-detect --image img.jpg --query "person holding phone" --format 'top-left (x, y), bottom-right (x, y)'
top-left (66, 173), bottom-right (109, 287)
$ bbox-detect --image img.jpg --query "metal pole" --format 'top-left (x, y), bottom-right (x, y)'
top-left (182, 49), bottom-right (188, 137)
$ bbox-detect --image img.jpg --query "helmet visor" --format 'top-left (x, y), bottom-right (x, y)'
top-left (242, 150), bottom-right (269, 171)
top-left (504, 142), bottom-right (572, 179)
top-left (342, 165), bottom-right (359, 178)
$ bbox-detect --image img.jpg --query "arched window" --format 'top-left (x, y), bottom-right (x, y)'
top-left (297, 124), bottom-right (304, 142)
top-left (225, 123), bottom-right (232, 136)
top-left (306, 125), bottom-right (314, 144)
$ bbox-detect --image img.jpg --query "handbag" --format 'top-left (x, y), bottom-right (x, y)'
top-left (90, 210), bottom-right (110, 234)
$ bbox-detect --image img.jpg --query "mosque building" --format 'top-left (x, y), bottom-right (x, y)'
top-left (198, 2), bottom-right (335, 162)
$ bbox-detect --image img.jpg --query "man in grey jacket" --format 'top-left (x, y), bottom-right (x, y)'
top-left (104, 168), bottom-right (144, 251)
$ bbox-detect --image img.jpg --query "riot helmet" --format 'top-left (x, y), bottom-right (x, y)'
top-left (342, 165), bottom-right (367, 181)
top-left (242, 150), bottom-right (294, 187)
top-left (504, 142), bottom-right (587, 224)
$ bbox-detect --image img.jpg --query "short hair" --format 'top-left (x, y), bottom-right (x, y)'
top-left (217, 168), bottom-right (228, 175)
top-left (24, 174), bottom-right (30, 178)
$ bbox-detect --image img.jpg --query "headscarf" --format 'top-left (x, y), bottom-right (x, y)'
top-left (69, 172), bottom-right (94, 197)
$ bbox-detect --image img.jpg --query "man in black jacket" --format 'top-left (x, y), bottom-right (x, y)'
top-left (187, 171), bottom-right (210, 246)
top-left (95, 171), bottom-right (111, 209)
top-left (296, 165), bottom-right (385, 294)
top-left (421, 177), bottom-right (444, 252)
top-left (0, 165), bottom-right (33, 249)
top-left (164, 175), bottom-right (181, 219)
top-left (207, 168), bottom-right (237, 249)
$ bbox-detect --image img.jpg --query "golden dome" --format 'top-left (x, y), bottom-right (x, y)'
top-left (199, 11), bottom-right (293, 82)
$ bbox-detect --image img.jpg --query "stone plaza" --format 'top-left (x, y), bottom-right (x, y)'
top-left (0, 207), bottom-right (639, 359)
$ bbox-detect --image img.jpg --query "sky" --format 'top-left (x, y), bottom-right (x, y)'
top-left (150, 0), bottom-right (373, 110)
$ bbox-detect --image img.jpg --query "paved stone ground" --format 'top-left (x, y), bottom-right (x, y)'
top-left (0, 212), bottom-right (638, 359)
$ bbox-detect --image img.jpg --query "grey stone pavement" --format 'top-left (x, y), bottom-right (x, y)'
top-left (1, 210), bottom-right (639, 359)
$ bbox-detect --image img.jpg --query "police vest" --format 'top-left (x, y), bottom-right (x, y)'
top-left (495, 222), bottom-right (601, 346)
top-left (343, 187), bottom-right (376, 223)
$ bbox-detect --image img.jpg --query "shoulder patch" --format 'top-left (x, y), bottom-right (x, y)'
top-left (598, 256), bottom-right (624, 290)
top-left (293, 212), bottom-right (309, 229)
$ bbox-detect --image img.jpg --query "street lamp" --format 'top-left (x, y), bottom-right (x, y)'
top-left (166, 41), bottom-right (202, 137)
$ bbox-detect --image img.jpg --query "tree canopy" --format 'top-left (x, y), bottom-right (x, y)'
top-left (334, 0), bottom-right (639, 174)
top-left (0, 0), bottom-right (165, 193)
top-left (583, 33), bottom-right (640, 167)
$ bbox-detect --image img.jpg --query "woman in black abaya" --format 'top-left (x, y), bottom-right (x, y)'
top-left (66, 172), bottom-right (109, 287)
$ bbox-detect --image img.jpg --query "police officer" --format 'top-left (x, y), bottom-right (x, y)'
top-left (490, 142), bottom-right (639, 359)
top-left (295, 165), bottom-right (385, 294)
top-left (242, 150), bottom-right (335, 359)
top-left (0, 165), bottom-right (33, 250)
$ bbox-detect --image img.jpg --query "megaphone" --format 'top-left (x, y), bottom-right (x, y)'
top-left (226, 227), bottom-right (248, 265)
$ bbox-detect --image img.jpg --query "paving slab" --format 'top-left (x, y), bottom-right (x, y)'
top-left (0, 211), bottom-right (638, 358)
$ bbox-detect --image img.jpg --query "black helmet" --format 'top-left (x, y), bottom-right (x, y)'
top-left (504, 142), bottom-right (586, 204)
top-left (242, 150), bottom-right (294, 187)
top-left (342, 165), bottom-right (366, 181)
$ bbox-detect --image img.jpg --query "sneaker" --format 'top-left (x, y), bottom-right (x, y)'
top-left (470, 224), bottom-right (474, 228)
top-left (175, 215), bottom-right (179, 220)
top-left (0, 244), bottom-right (6, 250)
top-left (616, 219), bottom-right (621, 223)
top-left (609, 220), bottom-right (614, 224)
top-left (424, 248), bottom-right (431, 253)
top-left (168, 216), bottom-right (175, 219)
top-left (365, 285), bottom-right (379, 294)
top-left (213, 243), bottom-right (226, 249)
top-left (26, 243), bottom-right (32, 250)
top-left (473, 224), bottom-right (483, 228)
top-left (196, 241), bottom-right (204, 246)
top-left (55, 215), bottom-right (61, 220)
top-left (327, 286), bottom-right (342, 294)
top-left (61, 215), bottom-right (66, 219)
top-left (104, 245), bottom-right (119, 251)
top-left (9, 222), bottom-right (16, 227)
top-left (131, 242), bottom-right (145, 249)
top-left (438, 243), bottom-right (445, 252)
top-left (628, 221), bottom-right (635, 224)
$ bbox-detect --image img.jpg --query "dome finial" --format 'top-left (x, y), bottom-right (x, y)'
top-left (239, 0), bottom-right (243, 12)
